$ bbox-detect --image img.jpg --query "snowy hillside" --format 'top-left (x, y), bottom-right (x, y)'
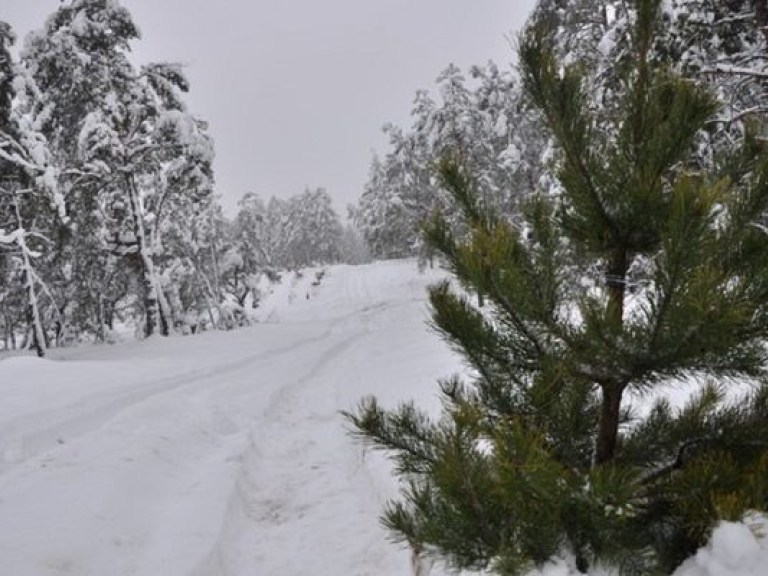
top-left (0, 259), bottom-right (765, 576)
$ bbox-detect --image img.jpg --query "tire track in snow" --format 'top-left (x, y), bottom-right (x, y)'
top-left (0, 324), bottom-right (360, 576)
top-left (0, 260), bottom-right (450, 576)
top-left (192, 306), bottom-right (399, 576)
top-left (191, 290), bottom-right (442, 575)
top-left (0, 327), bottom-right (334, 477)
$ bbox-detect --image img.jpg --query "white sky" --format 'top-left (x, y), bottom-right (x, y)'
top-left (2, 0), bottom-right (537, 214)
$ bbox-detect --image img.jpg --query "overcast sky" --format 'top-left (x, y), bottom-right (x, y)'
top-left (3, 0), bottom-right (537, 214)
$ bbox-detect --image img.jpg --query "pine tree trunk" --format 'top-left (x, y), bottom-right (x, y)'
top-left (605, 250), bottom-right (627, 323)
top-left (594, 250), bottom-right (628, 465)
top-left (595, 384), bottom-right (623, 465)
top-left (410, 543), bottom-right (429, 576)
top-left (105, 300), bottom-right (114, 330)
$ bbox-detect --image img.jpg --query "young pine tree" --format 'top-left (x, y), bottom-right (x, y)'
top-left (346, 1), bottom-right (768, 574)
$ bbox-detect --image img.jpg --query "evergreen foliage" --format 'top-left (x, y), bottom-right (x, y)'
top-left (347, 1), bottom-right (768, 573)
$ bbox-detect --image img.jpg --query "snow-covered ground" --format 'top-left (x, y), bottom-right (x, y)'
top-left (0, 259), bottom-right (765, 576)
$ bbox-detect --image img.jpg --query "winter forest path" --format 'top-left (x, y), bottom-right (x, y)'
top-left (0, 260), bottom-right (458, 576)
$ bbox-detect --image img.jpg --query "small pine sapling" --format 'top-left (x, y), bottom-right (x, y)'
top-left (346, 1), bottom-right (768, 574)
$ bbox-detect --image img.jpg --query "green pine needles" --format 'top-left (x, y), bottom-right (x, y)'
top-left (345, 1), bottom-right (768, 574)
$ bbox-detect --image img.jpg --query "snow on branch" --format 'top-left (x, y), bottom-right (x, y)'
top-left (699, 65), bottom-right (768, 80)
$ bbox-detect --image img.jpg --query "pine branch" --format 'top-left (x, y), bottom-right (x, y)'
top-left (486, 274), bottom-right (549, 358)
top-left (520, 49), bottom-right (619, 244)
top-left (344, 399), bottom-right (439, 473)
top-left (638, 436), bottom-right (720, 485)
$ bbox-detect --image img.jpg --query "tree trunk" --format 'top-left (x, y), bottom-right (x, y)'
top-left (594, 249), bottom-right (629, 465)
top-left (9, 317), bottom-right (16, 350)
top-left (2, 308), bottom-right (9, 351)
top-left (127, 175), bottom-right (169, 337)
top-left (96, 294), bottom-right (105, 342)
top-left (595, 384), bottom-right (623, 465)
top-left (14, 198), bottom-right (46, 358)
top-left (141, 266), bottom-right (159, 337)
top-left (605, 250), bottom-right (627, 324)
top-left (157, 291), bottom-right (170, 334)
top-left (195, 262), bottom-right (221, 331)
top-left (105, 300), bottom-right (115, 330)
top-left (410, 543), bottom-right (429, 576)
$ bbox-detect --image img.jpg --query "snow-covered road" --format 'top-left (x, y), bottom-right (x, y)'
top-left (0, 260), bottom-right (457, 576)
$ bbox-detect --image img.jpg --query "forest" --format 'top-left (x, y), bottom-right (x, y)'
top-left (8, 0), bottom-right (767, 358)
top-left (0, 1), bottom-right (366, 355)
top-left (3, 1), bottom-right (768, 573)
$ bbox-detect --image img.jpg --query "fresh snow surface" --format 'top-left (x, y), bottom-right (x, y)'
top-left (0, 258), bottom-right (765, 576)
top-left (0, 260), bottom-right (455, 576)
top-left (527, 518), bottom-right (768, 576)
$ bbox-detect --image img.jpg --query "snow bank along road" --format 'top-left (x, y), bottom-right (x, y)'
top-left (0, 260), bottom-right (459, 576)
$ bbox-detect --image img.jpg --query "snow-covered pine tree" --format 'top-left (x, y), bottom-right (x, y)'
top-left (347, 1), bottom-right (768, 574)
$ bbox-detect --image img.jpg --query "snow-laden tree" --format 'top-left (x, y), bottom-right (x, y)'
top-left (284, 187), bottom-right (343, 268)
top-left (348, 1), bottom-right (768, 573)
top-left (162, 200), bottom-right (234, 333)
top-left (355, 63), bottom-right (545, 261)
top-left (354, 152), bottom-right (428, 259)
top-left (20, 0), bottom-right (141, 340)
top-left (337, 220), bottom-right (371, 265)
top-left (261, 196), bottom-right (295, 269)
top-left (216, 188), bottom-right (346, 324)
top-left (221, 193), bottom-right (271, 317)
top-left (659, 1), bottom-right (768, 165)
top-left (22, 0), bottom-right (215, 338)
top-left (0, 22), bottom-right (63, 356)
top-left (527, 0), bottom-right (768, 164)
top-left (155, 175), bottom-right (221, 334)
top-left (232, 188), bottom-right (345, 272)
top-left (76, 65), bottom-right (214, 336)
